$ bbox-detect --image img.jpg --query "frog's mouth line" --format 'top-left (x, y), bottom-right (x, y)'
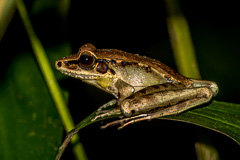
top-left (59, 70), bottom-right (99, 80)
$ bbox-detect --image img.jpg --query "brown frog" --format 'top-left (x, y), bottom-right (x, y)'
top-left (55, 43), bottom-right (218, 129)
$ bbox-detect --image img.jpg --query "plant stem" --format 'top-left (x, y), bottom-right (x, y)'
top-left (165, 0), bottom-right (201, 79)
top-left (164, 1), bottom-right (220, 159)
top-left (16, 0), bottom-right (87, 159)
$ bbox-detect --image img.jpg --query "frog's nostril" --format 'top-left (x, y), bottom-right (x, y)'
top-left (56, 61), bottom-right (62, 68)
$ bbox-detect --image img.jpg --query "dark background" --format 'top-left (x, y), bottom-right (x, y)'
top-left (1, 1), bottom-right (240, 159)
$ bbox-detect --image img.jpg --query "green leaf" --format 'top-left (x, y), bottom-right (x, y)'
top-left (56, 100), bottom-right (240, 159)
top-left (161, 101), bottom-right (240, 144)
top-left (77, 101), bottom-right (240, 144)
top-left (0, 51), bottom-right (63, 159)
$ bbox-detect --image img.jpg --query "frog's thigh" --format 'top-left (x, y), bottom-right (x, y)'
top-left (151, 90), bottom-right (212, 119)
top-left (121, 87), bottom-right (213, 117)
top-left (116, 92), bottom-right (211, 127)
top-left (120, 83), bottom-right (184, 117)
top-left (103, 87), bottom-right (213, 129)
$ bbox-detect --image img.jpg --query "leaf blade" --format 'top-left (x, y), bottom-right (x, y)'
top-left (161, 101), bottom-right (240, 144)
top-left (56, 100), bottom-right (240, 160)
top-left (0, 53), bottom-right (63, 160)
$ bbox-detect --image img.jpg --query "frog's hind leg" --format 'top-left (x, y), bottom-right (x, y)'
top-left (102, 87), bottom-right (213, 129)
top-left (101, 114), bottom-right (150, 129)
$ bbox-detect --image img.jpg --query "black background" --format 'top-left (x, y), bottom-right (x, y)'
top-left (1, 1), bottom-right (240, 159)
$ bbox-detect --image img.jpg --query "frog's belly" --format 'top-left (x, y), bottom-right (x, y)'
top-left (118, 66), bottom-right (168, 92)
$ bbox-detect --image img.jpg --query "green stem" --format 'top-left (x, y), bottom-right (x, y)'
top-left (164, 1), bottom-right (220, 159)
top-left (16, 0), bottom-right (87, 159)
top-left (165, 0), bottom-right (201, 79)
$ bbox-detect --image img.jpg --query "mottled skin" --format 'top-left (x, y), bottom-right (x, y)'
top-left (55, 43), bottom-right (218, 128)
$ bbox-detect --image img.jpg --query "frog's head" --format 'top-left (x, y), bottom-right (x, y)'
top-left (55, 43), bottom-right (116, 87)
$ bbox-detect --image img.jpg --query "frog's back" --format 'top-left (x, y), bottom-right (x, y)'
top-left (95, 48), bottom-right (192, 88)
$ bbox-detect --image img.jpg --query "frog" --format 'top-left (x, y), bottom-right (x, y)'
top-left (55, 43), bottom-right (218, 129)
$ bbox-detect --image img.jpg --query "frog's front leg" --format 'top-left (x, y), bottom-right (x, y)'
top-left (92, 79), bottom-right (135, 122)
top-left (97, 99), bottom-right (117, 111)
top-left (91, 99), bottom-right (118, 122)
top-left (91, 100), bottom-right (121, 122)
top-left (103, 84), bottom-right (213, 129)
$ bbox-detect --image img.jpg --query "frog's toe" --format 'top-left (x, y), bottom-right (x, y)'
top-left (91, 111), bottom-right (109, 122)
top-left (91, 108), bottom-right (122, 122)
top-left (101, 114), bottom-right (150, 129)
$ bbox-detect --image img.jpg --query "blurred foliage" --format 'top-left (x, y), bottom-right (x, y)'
top-left (31, 0), bottom-right (70, 18)
top-left (16, 1), bottom-right (87, 159)
top-left (0, 45), bottom-right (68, 159)
top-left (0, 0), bottom-right (16, 42)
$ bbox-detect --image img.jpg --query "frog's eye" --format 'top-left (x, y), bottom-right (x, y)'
top-left (78, 52), bottom-right (95, 69)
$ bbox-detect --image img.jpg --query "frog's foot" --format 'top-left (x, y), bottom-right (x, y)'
top-left (91, 108), bottom-right (121, 122)
top-left (101, 114), bottom-right (151, 129)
